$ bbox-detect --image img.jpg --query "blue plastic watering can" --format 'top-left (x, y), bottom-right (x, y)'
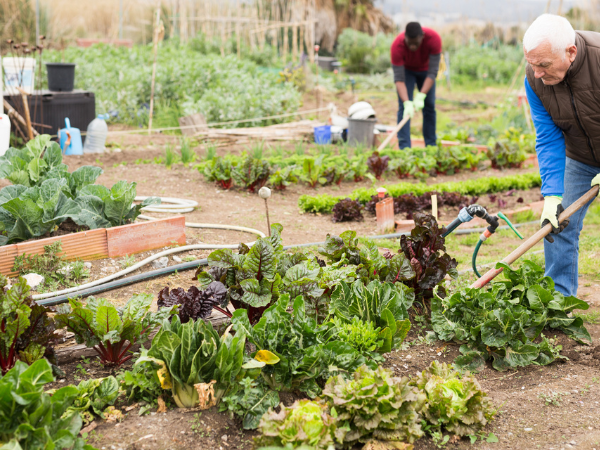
top-left (59, 118), bottom-right (83, 155)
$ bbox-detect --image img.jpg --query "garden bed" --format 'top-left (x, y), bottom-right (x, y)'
top-left (0, 216), bottom-right (185, 276)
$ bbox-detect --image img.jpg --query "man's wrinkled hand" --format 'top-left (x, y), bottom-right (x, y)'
top-left (402, 101), bottom-right (415, 120)
top-left (540, 195), bottom-right (569, 243)
top-left (413, 92), bottom-right (427, 112)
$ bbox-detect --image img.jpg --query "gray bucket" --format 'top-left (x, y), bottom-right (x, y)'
top-left (347, 118), bottom-right (377, 147)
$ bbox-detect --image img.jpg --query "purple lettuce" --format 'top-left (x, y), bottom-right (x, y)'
top-left (157, 281), bottom-right (230, 322)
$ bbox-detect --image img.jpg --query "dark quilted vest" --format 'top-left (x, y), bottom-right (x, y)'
top-left (526, 31), bottom-right (600, 167)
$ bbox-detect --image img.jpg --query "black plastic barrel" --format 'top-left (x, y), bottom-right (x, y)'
top-left (46, 63), bottom-right (76, 92)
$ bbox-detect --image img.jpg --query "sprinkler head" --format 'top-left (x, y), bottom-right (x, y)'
top-left (258, 187), bottom-right (272, 200)
top-left (376, 187), bottom-right (387, 199)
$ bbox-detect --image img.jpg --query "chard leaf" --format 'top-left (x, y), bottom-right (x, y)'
top-left (526, 285), bottom-right (553, 312)
top-left (242, 239), bottom-right (276, 281)
top-left (503, 341), bottom-right (538, 368)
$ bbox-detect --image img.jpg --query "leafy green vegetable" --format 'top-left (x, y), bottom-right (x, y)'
top-left (232, 294), bottom-right (371, 398)
top-left (137, 317), bottom-right (270, 408)
top-left (411, 361), bottom-right (496, 436)
top-left (220, 377), bottom-right (280, 430)
top-left (0, 277), bottom-right (57, 374)
top-left (203, 156), bottom-right (234, 190)
top-left (56, 294), bottom-right (175, 367)
top-left (255, 400), bottom-right (337, 450)
top-left (432, 260), bottom-right (592, 371)
top-left (332, 317), bottom-right (383, 354)
top-left (0, 359), bottom-right (94, 450)
top-left (322, 365), bottom-right (426, 445)
top-left (51, 376), bottom-right (120, 421)
top-left (118, 360), bottom-right (164, 407)
top-left (232, 155), bottom-right (271, 192)
top-left (329, 280), bottom-right (412, 352)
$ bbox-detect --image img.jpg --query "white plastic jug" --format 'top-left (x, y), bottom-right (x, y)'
top-left (0, 114), bottom-right (10, 155)
top-left (83, 114), bottom-right (109, 154)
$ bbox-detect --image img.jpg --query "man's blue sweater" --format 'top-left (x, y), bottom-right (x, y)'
top-left (524, 77), bottom-right (565, 197)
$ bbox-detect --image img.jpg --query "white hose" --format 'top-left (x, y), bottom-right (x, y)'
top-left (31, 196), bottom-right (266, 300)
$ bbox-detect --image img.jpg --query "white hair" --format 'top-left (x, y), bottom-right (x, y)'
top-left (523, 14), bottom-right (576, 55)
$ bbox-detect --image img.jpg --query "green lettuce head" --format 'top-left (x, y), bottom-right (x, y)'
top-left (411, 361), bottom-right (496, 436)
top-left (255, 399), bottom-right (336, 450)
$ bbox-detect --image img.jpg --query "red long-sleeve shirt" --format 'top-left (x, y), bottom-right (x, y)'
top-left (391, 28), bottom-right (442, 72)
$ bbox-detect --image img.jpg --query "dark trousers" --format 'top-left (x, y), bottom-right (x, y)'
top-left (396, 69), bottom-right (437, 149)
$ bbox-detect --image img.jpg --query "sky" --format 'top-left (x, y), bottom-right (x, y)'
top-left (375, 0), bottom-right (577, 24)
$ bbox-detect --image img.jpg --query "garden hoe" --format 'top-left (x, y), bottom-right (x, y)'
top-left (442, 185), bottom-right (599, 289)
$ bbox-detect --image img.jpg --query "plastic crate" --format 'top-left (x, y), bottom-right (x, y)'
top-left (3, 90), bottom-right (95, 140)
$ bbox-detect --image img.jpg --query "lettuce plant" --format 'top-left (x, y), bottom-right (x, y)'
top-left (322, 365), bottom-right (426, 445)
top-left (0, 277), bottom-right (57, 374)
top-left (329, 280), bottom-right (412, 353)
top-left (332, 316), bottom-right (383, 354)
top-left (432, 260), bottom-right (592, 371)
top-left (157, 282), bottom-right (230, 322)
top-left (255, 400), bottom-right (337, 450)
top-left (410, 362), bottom-right (496, 437)
top-left (0, 359), bottom-right (93, 450)
top-left (331, 198), bottom-right (363, 223)
top-left (56, 294), bottom-right (175, 367)
top-left (400, 212), bottom-right (458, 301)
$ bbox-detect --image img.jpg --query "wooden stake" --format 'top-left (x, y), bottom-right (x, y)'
top-left (292, 23), bottom-right (298, 62)
top-left (16, 87), bottom-right (34, 140)
top-left (377, 116), bottom-right (409, 151)
top-left (236, 0), bottom-right (241, 57)
top-left (432, 194), bottom-right (438, 220)
top-left (148, 8), bottom-right (162, 134)
top-left (3, 99), bottom-right (39, 137)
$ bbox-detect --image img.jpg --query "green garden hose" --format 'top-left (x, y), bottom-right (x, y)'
top-left (472, 239), bottom-right (484, 278)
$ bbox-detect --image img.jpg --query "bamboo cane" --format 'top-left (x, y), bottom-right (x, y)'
top-left (471, 185), bottom-right (600, 289)
top-left (148, 8), bottom-right (162, 134)
top-left (3, 99), bottom-right (39, 137)
top-left (16, 87), bottom-right (34, 140)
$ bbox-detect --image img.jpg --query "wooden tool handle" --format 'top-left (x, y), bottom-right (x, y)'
top-left (470, 185), bottom-right (599, 289)
top-left (377, 116), bottom-right (409, 151)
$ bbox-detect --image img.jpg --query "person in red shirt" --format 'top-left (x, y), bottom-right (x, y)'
top-left (391, 22), bottom-right (442, 148)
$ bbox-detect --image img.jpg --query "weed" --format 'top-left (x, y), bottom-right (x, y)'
top-left (593, 377), bottom-right (599, 383)
top-left (539, 391), bottom-right (565, 406)
top-left (204, 143), bottom-right (217, 161)
top-left (573, 311), bottom-right (600, 325)
top-left (431, 431), bottom-right (450, 448)
top-left (94, 157), bottom-right (104, 167)
top-left (190, 413), bottom-right (204, 434)
top-left (13, 242), bottom-right (90, 291)
top-left (180, 138), bottom-right (197, 166)
top-left (165, 144), bottom-right (177, 168)
top-left (118, 254), bottom-right (136, 269)
top-left (74, 363), bottom-right (88, 380)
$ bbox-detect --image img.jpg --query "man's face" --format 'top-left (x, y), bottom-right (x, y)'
top-left (524, 41), bottom-right (577, 85)
top-left (405, 35), bottom-right (423, 52)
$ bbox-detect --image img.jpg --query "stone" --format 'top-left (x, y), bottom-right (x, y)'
top-left (152, 257), bottom-right (169, 269)
top-left (172, 255), bottom-right (182, 263)
top-left (84, 262), bottom-right (93, 269)
top-left (221, 435), bottom-right (228, 442)
top-left (22, 273), bottom-right (44, 290)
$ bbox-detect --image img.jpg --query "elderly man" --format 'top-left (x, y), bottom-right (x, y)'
top-left (391, 22), bottom-right (441, 149)
top-left (523, 13), bottom-right (600, 296)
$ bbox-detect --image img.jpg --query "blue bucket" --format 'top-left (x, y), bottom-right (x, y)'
top-left (314, 125), bottom-right (332, 145)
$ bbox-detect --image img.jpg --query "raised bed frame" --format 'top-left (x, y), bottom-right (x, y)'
top-left (0, 217), bottom-right (186, 277)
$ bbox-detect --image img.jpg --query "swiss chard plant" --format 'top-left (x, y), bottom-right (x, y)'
top-left (203, 156), bottom-right (234, 189)
top-left (269, 165), bottom-right (298, 190)
top-left (0, 359), bottom-right (94, 450)
top-left (0, 277), bottom-right (57, 374)
top-left (232, 154), bottom-right (271, 192)
top-left (322, 365), bottom-right (426, 445)
top-left (232, 294), bottom-right (372, 398)
top-left (329, 280), bottom-right (412, 353)
top-left (366, 151), bottom-right (390, 180)
top-left (56, 294), bottom-right (175, 367)
top-left (400, 212), bottom-right (458, 302)
top-left (53, 376), bottom-right (121, 423)
top-left (431, 260), bottom-right (592, 372)
top-left (300, 156), bottom-right (328, 188)
top-left (157, 282), bottom-right (230, 322)
top-left (137, 316), bottom-right (274, 408)
top-left (410, 361), bottom-right (496, 437)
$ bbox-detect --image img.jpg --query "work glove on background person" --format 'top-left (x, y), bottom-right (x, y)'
top-left (413, 92), bottom-right (427, 112)
top-left (540, 195), bottom-right (570, 243)
top-left (592, 173), bottom-right (600, 196)
top-left (402, 101), bottom-right (415, 120)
